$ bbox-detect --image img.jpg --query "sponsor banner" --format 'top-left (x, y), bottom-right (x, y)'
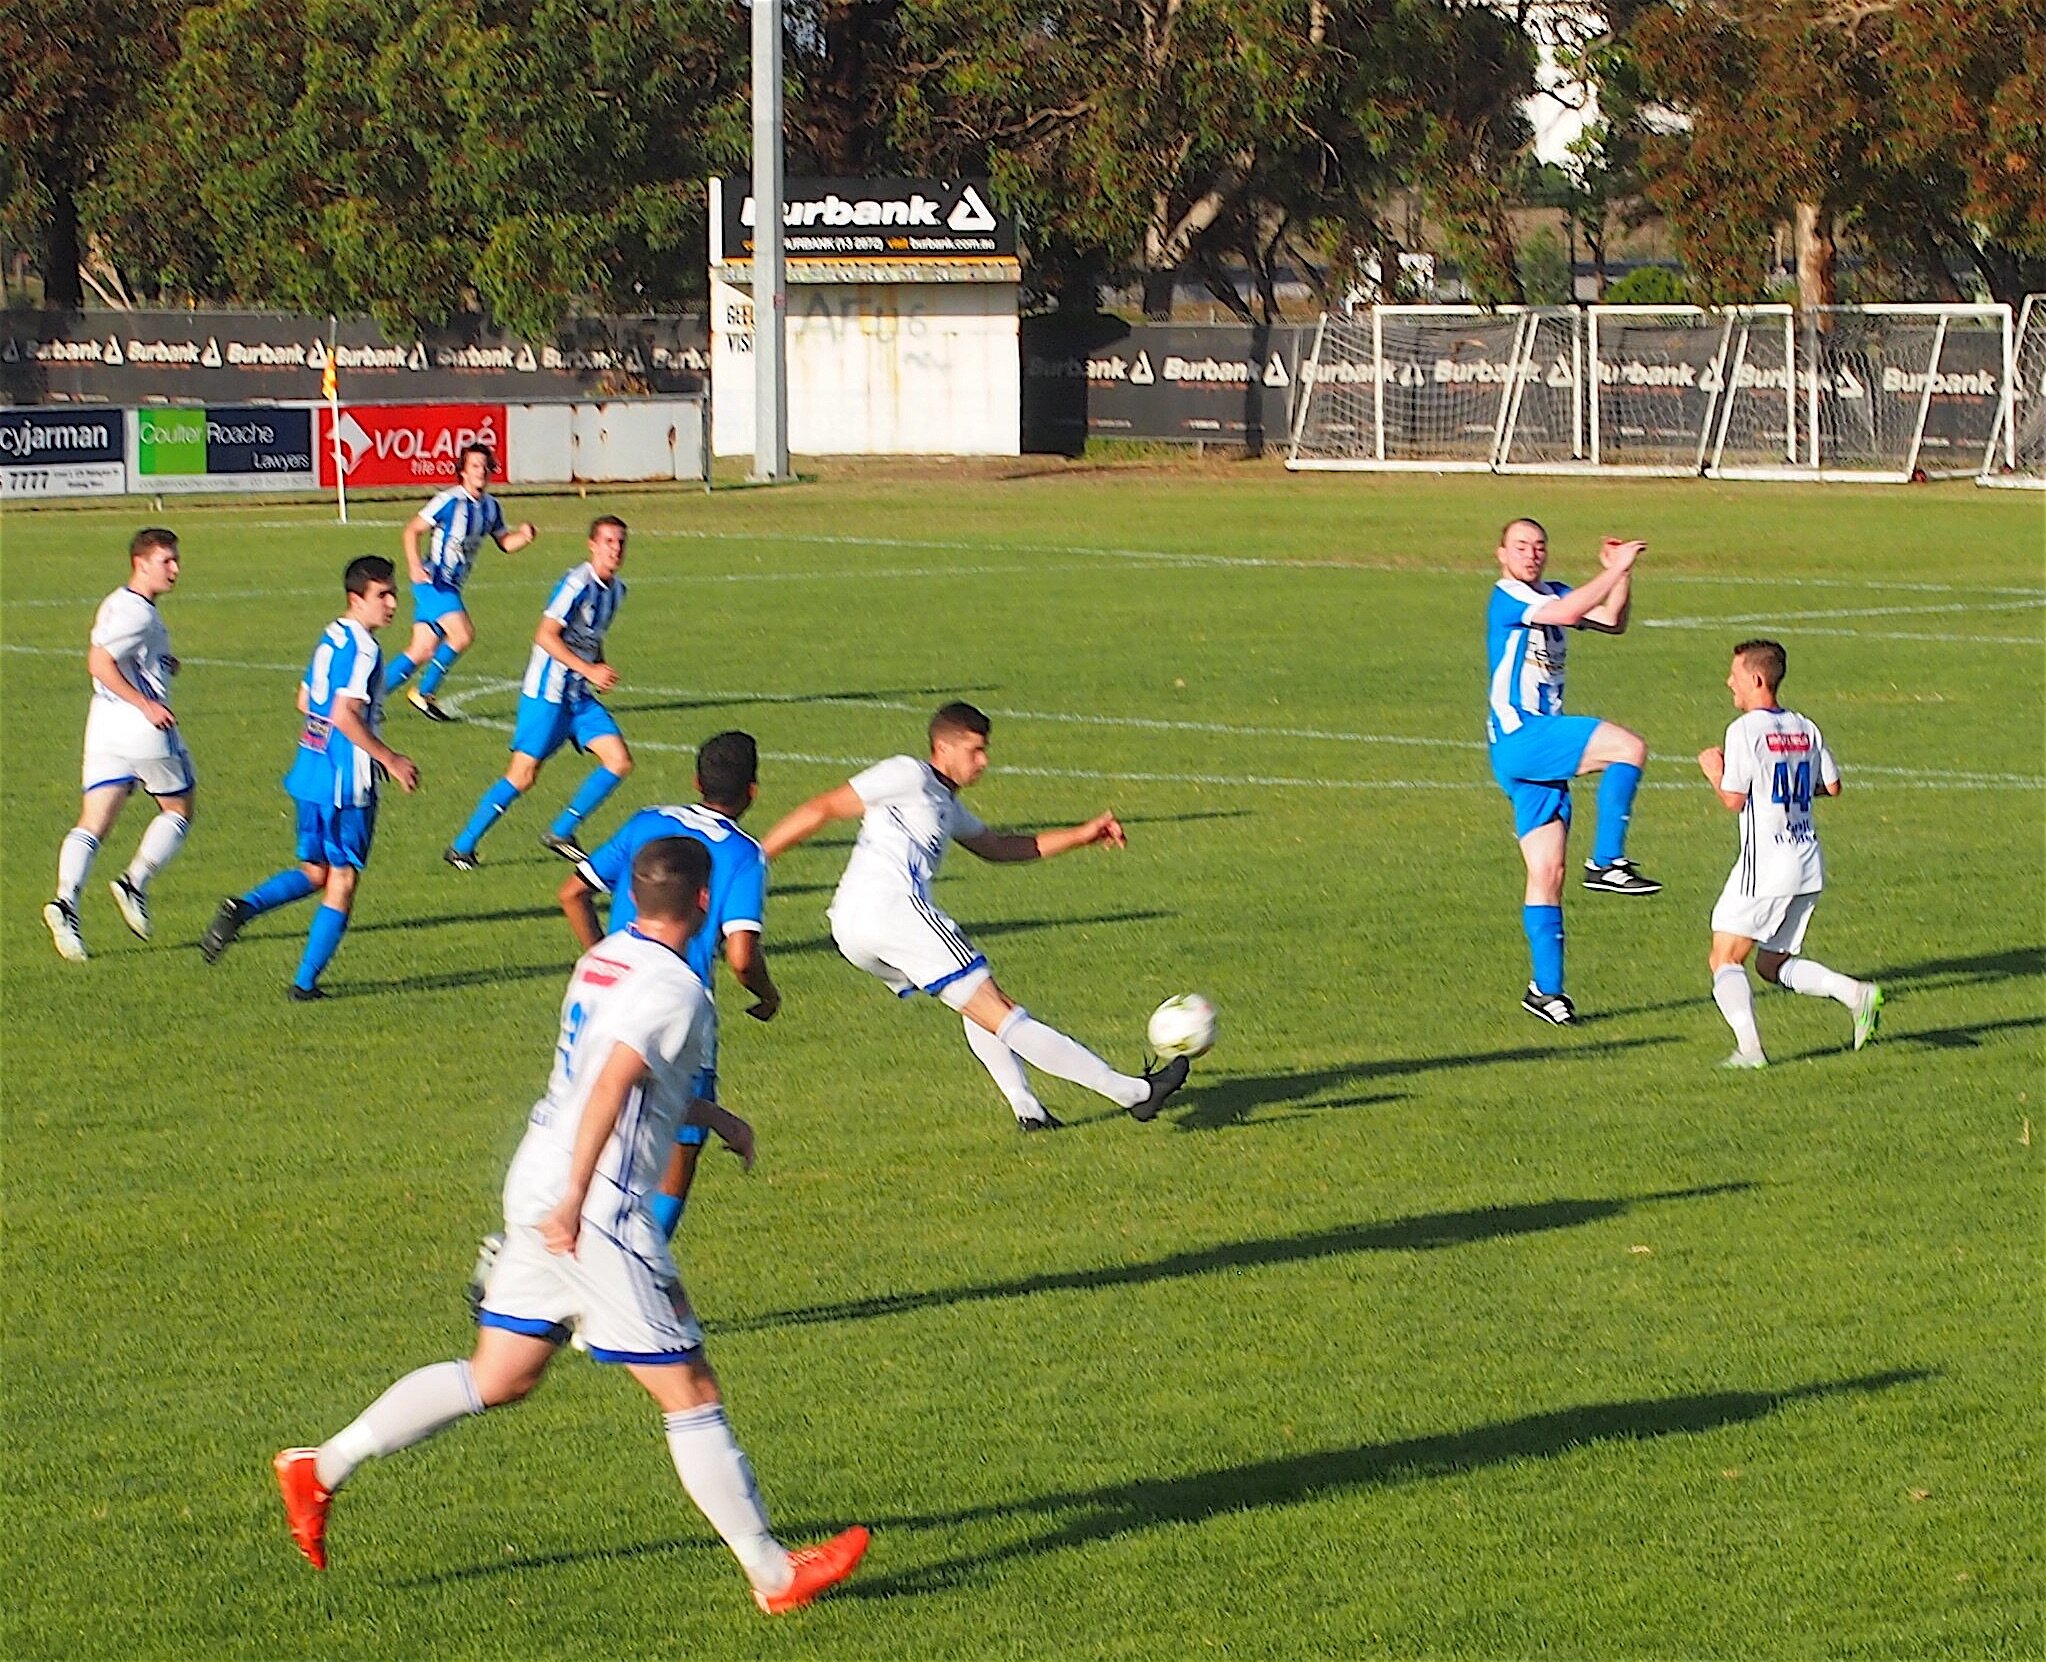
top-left (133, 405), bottom-right (316, 492)
top-left (1022, 318), bottom-right (1307, 451)
top-left (317, 403), bottom-right (506, 488)
top-left (717, 177), bottom-right (1016, 262)
top-left (0, 407), bottom-right (125, 496)
top-left (1, 311), bottom-right (707, 407)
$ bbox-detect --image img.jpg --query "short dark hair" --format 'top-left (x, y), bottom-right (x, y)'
top-left (696, 730), bottom-right (758, 811)
top-left (930, 701), bottom-right (992, 744)
top-left (458, 442), bottom-right (495, 476)
top-left (345, 554), bottom-right (396, 596)
top-left (1734, 638), bottom-right (1788, 691)
top-left (130, 527), bottom-right (178, 561)
top-left (589, 513), bottom-right (628, 539)
top-left (631, 835), bottom-right (711, 923)
top-left (1500, 517), bottom-right (1547, 544)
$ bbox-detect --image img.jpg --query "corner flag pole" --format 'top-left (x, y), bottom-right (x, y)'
top-left (325, 316), bottom-right (348, 525)
top-left (749, 0), bottom-right (790, 482)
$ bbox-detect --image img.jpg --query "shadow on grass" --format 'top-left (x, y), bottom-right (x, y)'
top-left (611, 684), bottom-right (972, 719)
top-left (1887, 1012), bottom-right (2046, 1050)
top-left (349, 905), bottom-right (561, 936)
top-left (329, 962), bottom-right (569, 997)
top-left (1113, 808), bottom-right (1255, 828)
top-left (716, 1182), bottom-right (1752, 1335)
top-left (843, 1368), bottom-right (1933, 1598)
top-left (773, 908), bottom-right (1173, 956)
top-left (1173, 1035), bottom-right (1681, 1132)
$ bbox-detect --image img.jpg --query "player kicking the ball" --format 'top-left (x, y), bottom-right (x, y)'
top-left (1698, 639), bottom-right (1882, 1068)
top-left (1487, 518), bottom-right (1661, 1026)
top-left (274, 837), bottom-right (868, 1614)
top-left (760, 702), bottom-right (1190, 1130)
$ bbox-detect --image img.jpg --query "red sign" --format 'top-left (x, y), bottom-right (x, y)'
top-left (1764, 732), bottom-right (1813, 753)
top-left (317, 403), bottom-right (507, 487)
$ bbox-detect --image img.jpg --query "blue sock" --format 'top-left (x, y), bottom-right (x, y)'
top-left (243, 868), bottom-right (319, 916)
top-left (293, 904), bottom-right (349, 991)
top-left (383, 654), bottom-right (419, 691)
top-left (417, 642), bottom-right (460, 697)
top-left (454, 778), bottom-right (522, 854)
top-left (550, 767), bottom-right (625, 839)
top-left (648, 1192), bottom-right (684, 1238)
top-left (1592, 762), bottom-right (1643, 866)
top-left (1523, 904), bottom-right (1565, 996)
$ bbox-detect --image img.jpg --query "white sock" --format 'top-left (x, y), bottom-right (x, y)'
top-left (1776, 956), bottom-right (1862, 1008)
top-left (996, 1007), bottom-right (1146, 1109)
top-left (963, 1017), bottom-right (1045, 1120)
top-left (664, 1403), bottom-right (792, 1593)
top-left (315, 1360), bottom-right (484, 1492)
top-left (1712, 965), bottom-right (1764, 1055)
top-left (124, 811), bottom-right (190, 891)
top-left (57, 829), bottom-right (99, 906)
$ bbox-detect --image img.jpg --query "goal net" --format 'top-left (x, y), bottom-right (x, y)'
top-left (1703, 306), bottom-right (1802, 477)
top-left (1585, 306), bottom-right (1725, 474)
top-left (1807, 304), bottom-right (2008, 479)
top-left (1981, 294), bottom-right (2044, 488)
top-left (1289, 307), bottom-right (1525, 470)
top-left (1495, 308), bottom-right (1586, 470)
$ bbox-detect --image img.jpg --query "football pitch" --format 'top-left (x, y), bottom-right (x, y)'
top-left (2, 462), bottom-right (2040, 1659)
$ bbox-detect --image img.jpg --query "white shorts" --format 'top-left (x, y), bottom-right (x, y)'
top-left (82, 728), bottom-right (195, 797)
top-left (478, 1219), bottom-right (704, 1364)
top-left (1711, 883), bottom-right (1819, 955)
top-left (830, 898), bottom-right (991, 1011)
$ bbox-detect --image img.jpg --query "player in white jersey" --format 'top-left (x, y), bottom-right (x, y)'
top-left (272, 839), bottom-right (869, 1614)
top-left (1698, 639), bottom-right (1882, 1067)
top-left (761, 702), bottom-right (1192, 1129)
top-left (43, 529), bottom-right (196, 960)
top-left (444, 515), bottom-right (633, 867)
top-left (384, 442), bottom-right (537, 721)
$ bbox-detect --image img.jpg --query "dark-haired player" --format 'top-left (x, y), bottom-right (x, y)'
top-left (762, 702), bottom-right (1190, 1129)
top-left (200, 556), bottom-right (418, 999)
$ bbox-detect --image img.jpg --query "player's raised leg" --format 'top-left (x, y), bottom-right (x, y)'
top-left (1576, 720), bottom-right (1660, 895)
top-left (1759, 949), bottom-right (1883, 1051)
top-left (955, 977), bottom-right (1188, 1123)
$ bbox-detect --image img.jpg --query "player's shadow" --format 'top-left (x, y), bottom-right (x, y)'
top-left (331, 962), bottom-right (570, 997)
top-left (717, 1182), bottom-right (1751, 1335)
top-left (772, 908), bottom-right (1174, 956)
top-left (1886, 1012), bottom-right (2046, 1050)
top-left (1583, 943), bottom-right (2044, 1026)
top-left (839, 1369), bottom-right (1932, 1598)
top-left (1174, 1035), bottom-right (1680, 1132)
top-left (1113, 808), bottom-right (1254, 827)
top-left (613, 684), bottom-right (970, 718)
top-left (348, 905), bottom-right (560, 935)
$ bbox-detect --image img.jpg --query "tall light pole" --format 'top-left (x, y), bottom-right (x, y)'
top-left (750, 0), bottom-right (790, 482)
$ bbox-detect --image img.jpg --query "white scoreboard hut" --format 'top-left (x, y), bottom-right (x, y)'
top-left (709, 177), bottom-right (1022, 457)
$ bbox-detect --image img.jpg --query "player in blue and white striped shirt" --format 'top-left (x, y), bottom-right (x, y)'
top-left (384, 443), bottom-right (536, 722)
top-left (201, 557), bottom-right (419, 999)
top-left (444, 516), bottom-right (632, 867)
top-left (1486, 519), bottom-right (1658, 1026)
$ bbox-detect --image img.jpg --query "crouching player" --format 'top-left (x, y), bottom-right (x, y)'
top-left (273, 838), bottom-right (869, 1614)
top-left (1699, 639), bottom-right (1882, 1067)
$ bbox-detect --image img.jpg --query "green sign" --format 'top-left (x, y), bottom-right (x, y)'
top-left (136, 408), bottom-right (207, 476)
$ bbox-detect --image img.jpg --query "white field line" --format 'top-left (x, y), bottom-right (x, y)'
top-left (7, 644), bottom-right (2034, 790)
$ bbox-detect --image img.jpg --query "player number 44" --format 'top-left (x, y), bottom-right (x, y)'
top-left (1771, 759), bottom-right (1813, 813)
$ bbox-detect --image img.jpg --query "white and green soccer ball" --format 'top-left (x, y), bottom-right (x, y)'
top-left (1147, 992), bottom-right (1217, 1059)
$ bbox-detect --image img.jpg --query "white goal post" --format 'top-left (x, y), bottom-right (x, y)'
top-left (1980, 293), bottom-right (2044, 488)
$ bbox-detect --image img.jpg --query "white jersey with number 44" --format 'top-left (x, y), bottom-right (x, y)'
top-left (1720, 707), bottom-right (1840, 899)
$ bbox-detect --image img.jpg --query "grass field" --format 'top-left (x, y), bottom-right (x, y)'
top-left (2, 461), bottom-right (2040, 1660)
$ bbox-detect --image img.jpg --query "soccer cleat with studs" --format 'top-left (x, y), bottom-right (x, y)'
top-left (1128, 1054), bottom-right (1191, 1123)
top-left (1016, 1110), bottom-right (1065, 1133)
top-left (288, 982), bottom-right (328, 1003)
top-left (1521, 982), bottom-right (1577, 1026)
top-left (273, 1448), bottom-right (333, 1570)
top-left (1720, 1049), bottom-right (1769, 1070)
top-left (406, 687), bottom-right (455, 723)
top-left (200, 896), bottom-right (252, 963)
top-left (539, 833), bottom-right (588, 863)
top-left (754, 1526), bottom-right (870, 1615)
top-left (1581, 858), bottom-right (1663, 896)
top-left (42, 898), bottom-right (88, 962)
top-left (1852, 983), bottom-right (1884, 1051)
top-left (109, 876), bottom-right (152, 940)
top-left (443, 846), bottom-right (480, 872)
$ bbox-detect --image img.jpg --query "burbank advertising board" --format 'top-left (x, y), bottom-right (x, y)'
top-left (132, 406), bottom-right (315, 492)
top-left (0, 408), bottom-right (125, 497)
top-left (317, 404), bottom-right (506, 488)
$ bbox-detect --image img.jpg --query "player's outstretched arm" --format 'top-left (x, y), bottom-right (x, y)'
top-left (760, 783), bottom-right (864, 859)
top-left (1527, 541), bottom-right (1642, 632)
top-left (558, 870), bottom-right (605, 951)
top-left (959, 810), bottom-right (1127, 864)
top-left (498, 522), bottom-right (538, 553)
top-left (540, 1041), bottom-right (648, 1254)
top-left (330, 696), bottom-right (419, 792)
top-left (1582, 538), bottom-right (1641, 633)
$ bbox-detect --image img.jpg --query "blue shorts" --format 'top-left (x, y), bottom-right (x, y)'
top-left (293, 798), bottom-right (378, 869)
top-left (674, 1064), bottom-right (717, 1149)
top-left (1490, 714), bottom-right (1601, 838)
top-left (412, 582), bottom-right (468, 630)
top-left (509, 693), bottom-right (621, 762)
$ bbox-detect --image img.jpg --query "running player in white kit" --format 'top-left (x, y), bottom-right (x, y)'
top-left (43, 529), bottom-right (196, 960)
top-left (761, 702), bottom-right (1191, 1129)
top-left (273, 838), bottom-right (868, 1614)
top-left (1698, 639), bottom-right (1883, 1068)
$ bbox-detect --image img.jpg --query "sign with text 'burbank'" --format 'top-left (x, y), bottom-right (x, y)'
top-left (316, 403), bottom-right (506, 488)
top-left (717, 178), bottom-right (1017, 262)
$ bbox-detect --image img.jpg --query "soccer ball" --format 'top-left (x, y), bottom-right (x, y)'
top-left (1147, 993), bottom-right (1217, 1059)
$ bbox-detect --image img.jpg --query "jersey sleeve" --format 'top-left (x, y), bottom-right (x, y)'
top-left (1813, 724), bottom-right (1842, 789)
top-left (485, 496), bottom-right (508, 539)
top-left (332, 632), bottom-right (377, 704)
top-left (420, 488), bottom-right (458, 530)
top-left (1492, 580), bottom-right (1550, 627)
top-left (543, 569), bottom-right (590, 623)
top-left (1718, 716), bottom-right (1755, 796)
top-left (722, 845), bottom-right (767, 937)
top-left (849, 754), bottom-right (924, 808)
top-left (89, 594), bottom-right (146, 661)
top-left (948, 799), bottom-right (988, 841)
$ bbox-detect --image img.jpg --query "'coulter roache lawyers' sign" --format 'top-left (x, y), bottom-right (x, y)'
top-left (132, 405), bottom-right (316, 492)
top-left (717, 178), bottom-right (1017, 262)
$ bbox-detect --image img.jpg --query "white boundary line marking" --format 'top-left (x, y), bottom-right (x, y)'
top-left (8, 644), bottom-right (2033, 790)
